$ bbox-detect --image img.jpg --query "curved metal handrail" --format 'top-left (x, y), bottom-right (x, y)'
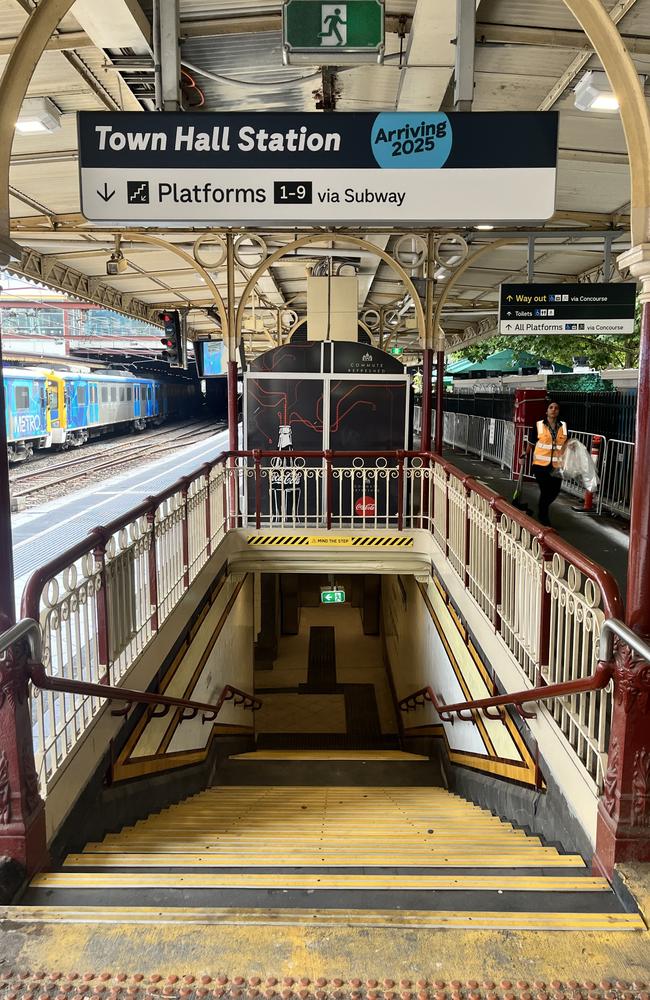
top-left (27, 660), bottom-right (261, 725)
top-left (397, 664), bottom-right (614, 726)
top-left (397, 617), bottom-right (650, 725)
top-left (1, 618), bottom-right (262, 727)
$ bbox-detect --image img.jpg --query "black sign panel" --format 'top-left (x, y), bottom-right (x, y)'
top-left (78, 112), bottom-right (557, 170)
top-left (499, 282), bottom-right (637, 335)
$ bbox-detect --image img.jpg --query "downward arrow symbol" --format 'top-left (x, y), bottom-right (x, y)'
top-left (97, 183), bottom-right (115, 203)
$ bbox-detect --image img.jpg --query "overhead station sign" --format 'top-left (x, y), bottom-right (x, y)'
top-left (499, 282), bottom-right (637, 335)
top-left (77, 111), bottom-right (558, 226)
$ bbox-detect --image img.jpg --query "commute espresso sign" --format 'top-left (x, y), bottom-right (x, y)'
top-left (77, 111), bottom-right (558, 226)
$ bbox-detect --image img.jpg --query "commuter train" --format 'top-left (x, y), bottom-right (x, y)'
top-left (4, 366), bottom-right (196, 461)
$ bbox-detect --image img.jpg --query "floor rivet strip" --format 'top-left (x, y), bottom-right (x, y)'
top-left (0, 972), bottom-right (647, 1000)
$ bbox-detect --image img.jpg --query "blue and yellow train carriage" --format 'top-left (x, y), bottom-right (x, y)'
top-left (3, 367), bottom-right (52, 461)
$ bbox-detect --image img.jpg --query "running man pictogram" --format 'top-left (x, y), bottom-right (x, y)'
top-left (319, 4), bottom-right (347, 46)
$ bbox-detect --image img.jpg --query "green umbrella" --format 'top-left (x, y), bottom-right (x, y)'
top-left (448, 349), bottom-right (571, 375)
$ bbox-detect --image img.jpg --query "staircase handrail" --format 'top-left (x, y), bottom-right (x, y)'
top-left (397, 618), bottom-right (650, 724)
top-left (397, 667), bottom-right (612, 724)
top-left (21, 447), bottom-right (621, 620)
top-left (2, 617), bottom-right (261, 725)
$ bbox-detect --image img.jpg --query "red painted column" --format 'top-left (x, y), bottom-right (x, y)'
top-left (626, 298), bottom-right (650, 638)
top-left (0, 330), bottom-right (47, 875)
top-left (594, 290), bottom-right (650, 873)
top-left (434, 349), bottom-right (445, 454)
top-left (0, 617), bottom-right (48, 876)
top-left (420, 348), bottom-right (433, 453)
top-left (0, 377), bottom-right (15, 626)
top-left (227, 360), bottom-right (238, 452)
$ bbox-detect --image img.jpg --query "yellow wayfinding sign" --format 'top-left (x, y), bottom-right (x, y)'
top-left (247, 535), bottom-right (414, 547)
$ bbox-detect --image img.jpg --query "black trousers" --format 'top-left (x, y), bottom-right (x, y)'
top-left (533, 463), bottom-right (562, 525)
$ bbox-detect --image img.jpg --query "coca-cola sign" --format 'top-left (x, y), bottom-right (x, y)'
top-left (355, 495), bottom-right (376, 517)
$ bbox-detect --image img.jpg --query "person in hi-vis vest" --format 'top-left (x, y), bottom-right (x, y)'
top-left (524, 400), bottom-right (568, 527)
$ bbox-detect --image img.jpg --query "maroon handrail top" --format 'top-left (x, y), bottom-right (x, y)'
top-left (21, 448), bottom-right (622, 624)
top-left (398, 666), bottom-right (613, 723)
top-left (27, 662), bottom-right (261, 723)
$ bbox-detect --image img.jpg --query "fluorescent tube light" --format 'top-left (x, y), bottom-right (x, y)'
top-left (16, 97), bottom-right (61, 134)
top-left (574, 71), bottom-right (620, 112)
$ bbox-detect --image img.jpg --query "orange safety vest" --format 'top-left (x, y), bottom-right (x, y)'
top-left (533, 420), bottom-right (567, 467)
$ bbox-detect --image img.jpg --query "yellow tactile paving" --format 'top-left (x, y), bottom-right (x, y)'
top-left (2, 906), bottom-right (644, 931)
top-left (64, 786), bottom-right (587, 870)
top-left (31, 872), bottom-right (610, 892)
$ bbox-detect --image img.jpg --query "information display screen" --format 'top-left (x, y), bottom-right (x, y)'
top-left (197, 340), bottom-right (227, 377)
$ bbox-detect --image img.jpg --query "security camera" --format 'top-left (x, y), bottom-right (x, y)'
top-left (106, 252), bottom-right (128, 275)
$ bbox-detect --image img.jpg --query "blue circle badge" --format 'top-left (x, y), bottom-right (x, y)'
top-left (370, 113), bottom-right (453, 169)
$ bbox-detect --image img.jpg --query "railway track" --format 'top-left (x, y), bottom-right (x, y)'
top-left (10, 420), bottom-right (226, 506)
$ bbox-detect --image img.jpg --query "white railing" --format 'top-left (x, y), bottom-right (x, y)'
top-left (545, 554), bottom-right (610, 790)
top-left (599, 438), bottom-right (634, 518)
top-left (22, 459), bottom-right (229, 793)
top-left (22, 448), bottom-right (623, 797)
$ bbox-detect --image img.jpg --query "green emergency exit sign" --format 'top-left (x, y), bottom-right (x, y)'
top-left (389, 346), bottom-right (404, 356)
top-left (321, 588), bottom-right (346, 604)
top-left (283, 1), bottom-right (384, 62)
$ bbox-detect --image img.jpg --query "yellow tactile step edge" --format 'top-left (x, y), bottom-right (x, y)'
top-left (31, 873), bottom-right (609, 892)
top-left (63, 853), bottom-right (586, 869)
top-left (0, 907), bottom-right (644, 931)
top-left (229, 751), bottom-right (431, 761)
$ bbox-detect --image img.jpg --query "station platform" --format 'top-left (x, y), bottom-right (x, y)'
top-left (11, 427), bottom-right (229, 592)
top-left (445, 451), bottom-right (630, 599)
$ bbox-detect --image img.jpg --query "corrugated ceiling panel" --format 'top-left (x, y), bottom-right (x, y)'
top-left (556, 160), bottom-right (630, 213)
top-left (182, 32), bottom-right (320, 111)
top-left (473, 72), bottom-right (571, 109)
top-left (10, 160), bottom-right (81, 214)
top-left (475, 46), bottom-right (576, 78)
top-left (478, 0), bottom-right (620, 30)
top-left (558, 111), bottom-right (627, 155)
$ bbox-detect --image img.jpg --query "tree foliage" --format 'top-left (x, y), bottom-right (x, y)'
top-left (456, 331), bottom-right (640, 369)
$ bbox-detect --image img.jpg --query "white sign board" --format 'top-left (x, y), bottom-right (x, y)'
top-left (78, 112), bottom-right (558, 227)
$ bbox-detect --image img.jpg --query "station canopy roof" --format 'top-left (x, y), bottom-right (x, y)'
top-left (1, 0), bottom-right (645, 359)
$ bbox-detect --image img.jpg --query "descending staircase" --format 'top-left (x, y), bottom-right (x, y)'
top-left (14, 752), bottom-right (642, 931)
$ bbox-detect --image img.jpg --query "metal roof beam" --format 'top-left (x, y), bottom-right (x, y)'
top-left (179, 14), bottom-right (410, 38)
top-left (537, 0), bottom-right (641, 111)
top-left (476, 21), bottom-right (650, 56)
top-left (0, 31), bottom-right (92, 56)
top-left (7, 246), bottom-right (162, 325)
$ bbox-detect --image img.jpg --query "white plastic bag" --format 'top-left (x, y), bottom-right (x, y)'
top-left (561, 439), bottom-right (599, 492)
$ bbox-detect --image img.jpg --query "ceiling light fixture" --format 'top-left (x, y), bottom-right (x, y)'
top-left (16, 97), bottom-right (62, 134)
top-left (574, 71), bottom-right (621, 112)
top-left (475, 224), bottom-right (495, 231)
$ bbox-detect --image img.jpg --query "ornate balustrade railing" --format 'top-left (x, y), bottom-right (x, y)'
top-left (21, 447), bottom-right (622, 795)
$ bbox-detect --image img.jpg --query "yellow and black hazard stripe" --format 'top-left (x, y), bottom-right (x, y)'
top-left (350, 537), bottom-right (413, 547)
top-left (247, 534), bottom-right (414, 548)
top-left (248, 535), bottom-right (309, 546)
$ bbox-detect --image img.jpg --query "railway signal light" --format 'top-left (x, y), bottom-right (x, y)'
top-left (159, 310), bottom-right (183, 367)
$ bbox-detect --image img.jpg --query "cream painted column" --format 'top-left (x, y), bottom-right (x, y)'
top-left (0, 0), bottom-right (77, 261)
top-left (561, 0), bottom-right (650, 246)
